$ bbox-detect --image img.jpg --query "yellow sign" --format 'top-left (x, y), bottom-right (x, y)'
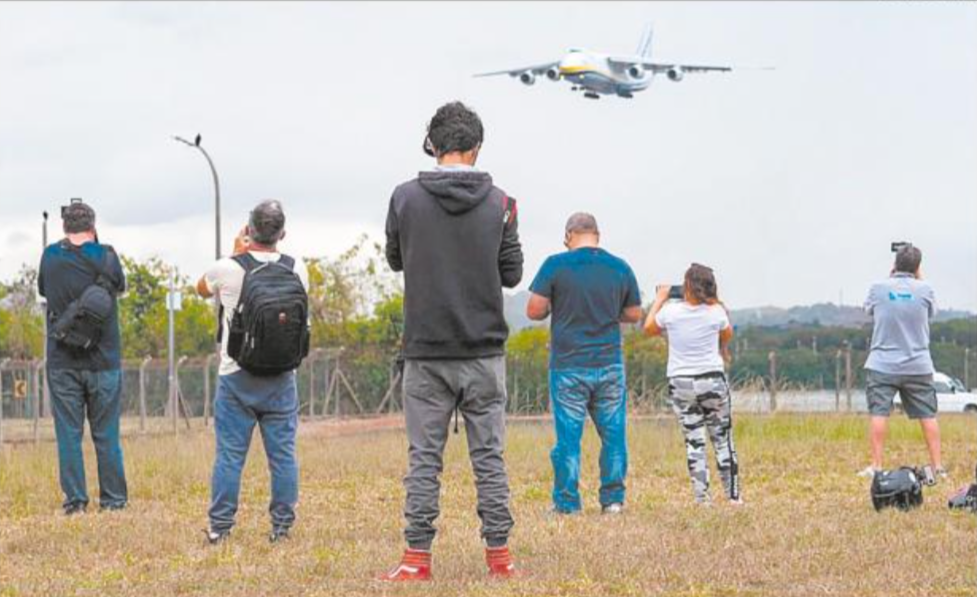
top-left (13, 379), bottom-right (27, 400)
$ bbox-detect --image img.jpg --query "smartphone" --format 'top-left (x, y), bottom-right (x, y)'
top-left (668, 285), bottom-right (684, 300)
top-left (891, 241), bottom-right (911, 253)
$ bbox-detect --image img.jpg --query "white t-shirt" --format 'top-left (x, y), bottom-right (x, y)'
top-left (655, 301), bottom-right (730, 378)
top-left (203, 251), bottom-right (311, 376)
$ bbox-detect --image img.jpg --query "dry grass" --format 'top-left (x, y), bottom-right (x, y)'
top-left (1, 414), bottom-right (975, 597)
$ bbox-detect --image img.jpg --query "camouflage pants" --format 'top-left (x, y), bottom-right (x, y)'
top-left (667, 375), bottom-right (740, 502)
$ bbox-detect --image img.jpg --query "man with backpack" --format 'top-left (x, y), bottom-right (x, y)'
top-left (38, 200), bottom-right (128, 515)
top-left (380, 102), bottom-right (524, 581)
top-left (196, 199), bottom-right (310, 544)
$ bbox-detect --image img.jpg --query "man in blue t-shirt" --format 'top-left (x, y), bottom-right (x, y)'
top-left (38, 201), bottom-right (127, 515)
top-left (526, 212), bottom-right (642, 514)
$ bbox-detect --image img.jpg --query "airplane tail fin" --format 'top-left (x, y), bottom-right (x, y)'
top-left (636, 24), bottom-right (654, 58)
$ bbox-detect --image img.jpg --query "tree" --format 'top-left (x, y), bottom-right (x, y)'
top-left (0, 266), bottom-right (43, 359)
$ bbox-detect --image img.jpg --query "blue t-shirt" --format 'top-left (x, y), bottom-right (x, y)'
top-left (529, 247), bottom-right (641, 369)
top-left (38, 240), bottom-right (126, 370)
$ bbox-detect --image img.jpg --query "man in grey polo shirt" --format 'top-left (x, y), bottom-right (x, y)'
top-left (861, 245), bottom-right (945, 479)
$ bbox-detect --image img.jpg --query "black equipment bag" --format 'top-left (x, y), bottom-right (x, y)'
top-left (947, 463), bottom-right (977, 513)
top-left (226, 253), bottom-right (310, 376)
top-left (871, 467), bottom-right (924, 512)
top-left (49, 243), bottom-right (118, 352)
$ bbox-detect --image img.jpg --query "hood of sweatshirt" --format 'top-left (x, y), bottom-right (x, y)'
top-left (417, 170), bottom-right (494, 215)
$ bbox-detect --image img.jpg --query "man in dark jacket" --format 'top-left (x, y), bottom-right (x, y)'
top-left (38, 201), bottom-right (127, 515)
top-left (380, 102), bottom-right (523, 581)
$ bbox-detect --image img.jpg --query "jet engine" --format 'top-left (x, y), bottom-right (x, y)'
top-left (545, 67), bottom-right (561, 81)
top-left (667, 67), bottom-right (685, 82)
top-left (627, 64), bottom-right (645, 79)
top-left (519, 71), bottom-right (536, 85)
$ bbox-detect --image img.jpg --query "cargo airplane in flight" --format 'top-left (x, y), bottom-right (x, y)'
top-left (474, 26), bottom-right (758, 99)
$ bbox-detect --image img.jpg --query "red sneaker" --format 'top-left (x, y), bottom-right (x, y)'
top-left (485, 545), bottom-right (517, 578)
top-left (378, 549), bottom-right (432, 582)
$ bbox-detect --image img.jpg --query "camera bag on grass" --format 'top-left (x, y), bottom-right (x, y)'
top-left (226, 253), bottom-right (310, 376)
top-left (871, 467), bottom-right (927, 512)
top-left (49, 242), bottom-right (119, 352)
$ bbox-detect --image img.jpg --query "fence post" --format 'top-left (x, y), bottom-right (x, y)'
top-left (203, 354), bottom-right (216, 427)
top-left (844, 343), bottom-right (853, 411)
top-left (139, 357), bottom-right (151, 433)
top-left (33, 360), bottom-right (43, 444)
top-left (308, 349), bottom-right (321, 418)
top-left (0, 359), bottom-right (7, 446)
top-left (834, 350), bottom-right (842, 412)
top-left (768, 351), bottom-right (777, 413)
top-left (965, 347), bottom-right (971, 390)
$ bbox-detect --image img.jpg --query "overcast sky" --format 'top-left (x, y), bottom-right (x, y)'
top-left (1, 1), bottom-right (975, 311)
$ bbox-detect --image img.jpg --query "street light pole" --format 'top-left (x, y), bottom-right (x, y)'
top-left (173, 134), bottom-right (223, 394)
top-left (173, 134), bottom-right (221, 260)
top-left (41, 211), bottom-right (50, 418)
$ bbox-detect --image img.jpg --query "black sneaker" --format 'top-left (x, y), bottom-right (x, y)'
top-left (64, 503), bottom-right (87, 516)
top-left (269, 528), bottom-right (290, 543)
top-left (99, 503), bottom-right (127, 513)
top-left (205, 529), bottom-right (231, 545)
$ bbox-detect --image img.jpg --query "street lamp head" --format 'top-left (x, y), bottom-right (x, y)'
top-left (195, 134), bottom-right (202, 147)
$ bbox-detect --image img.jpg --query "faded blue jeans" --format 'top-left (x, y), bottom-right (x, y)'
top-left (549, 363), bottom-right (628, 512)
top-left (209, 370), bottom-right (299, 533)
top-left (48, 368), bottom-right (128, 511)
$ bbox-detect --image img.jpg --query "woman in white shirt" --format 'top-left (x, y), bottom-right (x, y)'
top-left (644, 264), bottom-right (741, 504)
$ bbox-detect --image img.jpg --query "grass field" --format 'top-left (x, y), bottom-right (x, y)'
top-left (1, 414), bottom-right (975, 597)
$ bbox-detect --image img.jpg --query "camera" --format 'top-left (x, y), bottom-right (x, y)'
top-left (60, 197), bottom-right (84, 218)
top-left (891, 241), bottom-right (912, 253)
top-left (667, 285), bottom-right (684, 300)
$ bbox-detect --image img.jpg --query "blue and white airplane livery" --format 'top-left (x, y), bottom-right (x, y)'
top-left (475, 26), bottom-right (743, 99)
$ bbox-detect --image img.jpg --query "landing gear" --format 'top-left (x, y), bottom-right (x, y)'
top-left (617, 91), bottom-right (633, 99)
top-left (583, 91), bottom-right (600, 100)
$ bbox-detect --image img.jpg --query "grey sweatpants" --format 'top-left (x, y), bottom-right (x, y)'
top-left (402, 356), bottom-right (514, 550)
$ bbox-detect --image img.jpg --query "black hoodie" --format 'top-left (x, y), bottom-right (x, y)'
top-left (385, 169), bottom-right (523, 359)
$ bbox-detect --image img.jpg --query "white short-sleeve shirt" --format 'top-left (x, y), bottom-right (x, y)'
top-left (655, 301), bottom-right (730, 378)
top-left (203, 251), bottom-right (311, 376)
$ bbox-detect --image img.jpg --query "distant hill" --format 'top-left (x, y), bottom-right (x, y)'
top-left (730, 303), bottom-right (973, 328)
top-left (503, 293), bottom-right (973, 331)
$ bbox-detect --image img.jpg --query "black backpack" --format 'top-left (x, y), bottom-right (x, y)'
top-left (49, 242), bottom-right (119, 352)
top-left (226, 253), bottom-right (310, 376)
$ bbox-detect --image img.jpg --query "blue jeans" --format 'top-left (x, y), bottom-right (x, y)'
top-left (48, 369), bottom-right (128, 511)
top-left (209, 370), bottom-right (299, 533)
top-left (549, 363), bottom-right (628, 512)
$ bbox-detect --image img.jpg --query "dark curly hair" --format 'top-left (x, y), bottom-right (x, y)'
top-left (424, 101), bottom-right (483, 157)
top-left (684, 263), bottom-right (719, 305)
top-left (63, 202), bottom-right (96, 234)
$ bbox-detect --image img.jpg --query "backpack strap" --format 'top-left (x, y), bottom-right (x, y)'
top-left (60, 240), bottom-right (119, 294)
top-left (231, 252), bottom-right (261, 273)
top-left (278, 254), bottom-right (296, 270)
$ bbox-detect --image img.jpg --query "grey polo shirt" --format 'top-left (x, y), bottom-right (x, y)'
top-left (864, 273), bottom-right (937, 375)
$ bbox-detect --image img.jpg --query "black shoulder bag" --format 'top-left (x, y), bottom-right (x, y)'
top-left (49, 243), bottom-right (119, 352)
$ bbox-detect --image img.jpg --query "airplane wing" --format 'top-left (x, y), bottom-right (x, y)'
top-left (607, 55), bottom-right (733, 73)
top-left (473, 61), bottom-right (560, 78)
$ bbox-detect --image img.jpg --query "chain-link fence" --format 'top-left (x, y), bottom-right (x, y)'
top-left (4, 346), bottom-right (976, 444)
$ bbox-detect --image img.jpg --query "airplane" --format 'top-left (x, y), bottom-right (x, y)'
top-left (474, 26), bottom-right (754, 99)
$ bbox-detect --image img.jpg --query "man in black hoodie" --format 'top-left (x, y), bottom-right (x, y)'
top-left (380, 102), bottom-right (523, 581)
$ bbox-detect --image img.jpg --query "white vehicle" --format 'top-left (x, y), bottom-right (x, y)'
top-left (894, 372), bottom-right (977, 414)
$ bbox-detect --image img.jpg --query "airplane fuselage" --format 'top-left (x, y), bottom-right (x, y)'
top-left (558, 49), bottom-right (652, 97)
